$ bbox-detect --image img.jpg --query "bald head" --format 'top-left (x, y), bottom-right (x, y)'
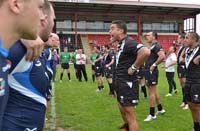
top-left (47, 33), bottom-right (60, 48)
top-left (50, 33), bottom-right (59, 40)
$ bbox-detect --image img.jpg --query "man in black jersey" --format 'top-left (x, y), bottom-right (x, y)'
top-left (94, 46), bottom-right (104, 91)
top-left (102, 44), bottom-right (115, 97)
top-left (177, 33), bottom-right (188, 109)
top-left (182, 32), bottom-right (200, 131)
top-left (110, 20), bottom-right (150, 131)
top-left (144, 32), bottom-right (166, 122)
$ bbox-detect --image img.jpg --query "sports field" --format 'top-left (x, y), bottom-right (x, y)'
top-left (45, 64), bottom-right (192, 131)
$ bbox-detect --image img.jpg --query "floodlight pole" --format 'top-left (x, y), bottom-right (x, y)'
top-left (194, 16), bottom-right (197, 32)
top-left (75, 13), bottom-right (78, 48)
top-left (137, 16), bottom-right (141, 43)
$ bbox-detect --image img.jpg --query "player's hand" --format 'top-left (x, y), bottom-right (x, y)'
top-left (128, 67), bottom-right (135, 75)
top-left (193, 55), bottom-right (200, 65)
top-left (22, 37), bottom-right (44, 61)
top-left (150, 65), bottom-right (155, 71)
top-left (99, 56), bottom-right (103, 59)
top-left (179, 57), bottom-right (185, 64)
top-left (106, 64), bottom-right (109, 68)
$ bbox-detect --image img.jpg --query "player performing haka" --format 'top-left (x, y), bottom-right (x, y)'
top-left (110, 20), bottom-right (150, 131)
top-left (180, 32), bottom-right (200, 131)
top-left (144, 32), bottom-right (166, 122)
top-left (102, 44), bottom-right (115, 97)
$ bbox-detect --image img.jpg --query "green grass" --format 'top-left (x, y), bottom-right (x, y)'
top-left (46, 65), bottom-right (193, 131)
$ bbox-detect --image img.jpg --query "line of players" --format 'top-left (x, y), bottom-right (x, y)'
top-left (87, 28), bottom-right (200, 131)
top-left (0, 1), bottom-right (60, 131)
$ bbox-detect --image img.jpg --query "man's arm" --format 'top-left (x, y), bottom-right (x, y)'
top-left (193, 55), bottom-right (200, 65)
top-left (94, 56), bottom-right (102, 63)
top-left (128, 47), bottom-right (150, 75)
top-left (21, 37), bottom-right (44, 61)
top-left (179, 48), bottom-right (186, 64)
top-left (155, 51), bottom-right (165, 65)
top-left (106, 58), bottom-right (114, 67)
top-left (150, 51), bottom-right (165, 71)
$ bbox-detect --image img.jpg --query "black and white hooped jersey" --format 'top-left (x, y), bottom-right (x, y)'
top-left (114, 36), bottom-right (143, 81)
top-left (8, 41), bottom-right (49, 107)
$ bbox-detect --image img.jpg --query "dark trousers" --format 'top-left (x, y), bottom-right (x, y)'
top-left (77, 64), bottom-right (88, 81)
top-left (52, 66), bottom-right (57, 81)
top-left (166, 72), bottom-right (177, 93)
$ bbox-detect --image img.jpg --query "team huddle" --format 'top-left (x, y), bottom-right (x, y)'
top-left (0, 0), bottom-right (200, 131)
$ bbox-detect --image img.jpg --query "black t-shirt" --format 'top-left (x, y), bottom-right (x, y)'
top-left (145, 42), bottom-right (163, 68)
top-left (185, 45), bottom-right (200, 83)
top-left (103, 51), bottom-right (114, 65)
top-left (114, 36), bottom-right (143, 81)
top-left (177, 45), bottom-right (185, 66)
top-left (95, 52), bottom-right (103, 67)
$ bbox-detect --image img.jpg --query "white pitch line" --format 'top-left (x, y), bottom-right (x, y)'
top-left (50, 82), bottom-right (56, 131)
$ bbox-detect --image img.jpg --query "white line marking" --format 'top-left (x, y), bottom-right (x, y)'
top-left (50, 82), bottom-right (56, 131)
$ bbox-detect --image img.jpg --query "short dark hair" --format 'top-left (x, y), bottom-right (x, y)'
top-left (0, 0), bottom-right (4, 6)
top-left (95, 46), bottom-right (100, 51)
top-left (43, 0), bottom-right (51, 15)
top-left (112, 20), bottom-right (127, 34)
top-left (152, 31), bottom-right (158, 40)
top-left (188, 32), bottom-right (199, 42)
top-left (173, 46), bottom-right (177, 52)
top-left (179, 33), bottom-right (185, 39)
top-left (104, 44), bottom-right (110, 50)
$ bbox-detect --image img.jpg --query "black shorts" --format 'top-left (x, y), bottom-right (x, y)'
top-left (137, 68), bottom-right (145, 79)
top-left (145, 68), bottom-right (158, 86)
top-left (185, 82), bottom-right (200, 104)
top-left (91, 65), bottom-right (95, 70)
top-left (74, 63), bottom-right (77, 69)
top-left (115, 80), bottom-right (139, 106)
top-left (177, 65), bottom-right (186, 78)
top-left (105, 66), bottom-right (113, 78)
top-left (61, 63), bottom-right (69, 69)
top-left (94, 66), bottom-right (103, 77)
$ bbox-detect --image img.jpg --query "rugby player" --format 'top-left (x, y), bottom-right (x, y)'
top-left (2, 1), bottom-right (55, 131)
top-left (144, 32), bottom-right (166, 122)
top-left (93, 46), bottom-right (104, 91)
top-left (110, 20), bottom-right (150, 131)
top-left (177, 33), bottom-right (188, 109)
top-left (0, 0), bottom-right (44, 130)
top-left (182, 32), bottom-right (200, 131)
top-left (102, 44), bottom-right (115, 96)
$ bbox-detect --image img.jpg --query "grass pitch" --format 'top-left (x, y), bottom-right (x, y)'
top-left (45, 65), bottom-right (193, 131)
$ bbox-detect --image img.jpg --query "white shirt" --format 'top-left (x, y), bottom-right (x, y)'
top-left (76, 54), bottom-right (86, 65)
top-left (165, 53), bottom-right (177, 72)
